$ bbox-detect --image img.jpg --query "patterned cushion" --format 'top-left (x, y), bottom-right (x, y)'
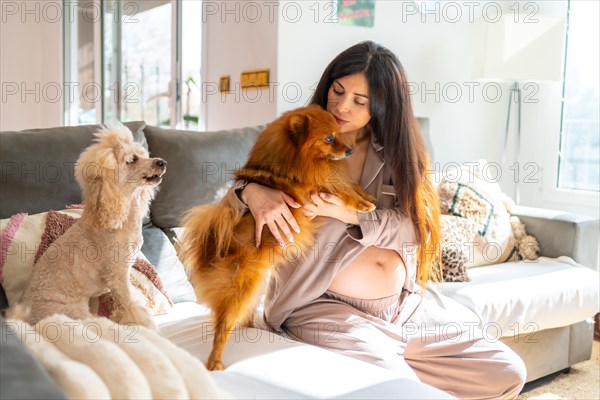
top-left (438, 167), bottom-right (519, 269)
top-left (0, 208), bottom-right (172, 315)
top-left (445, 183), bottom-right (495, 237)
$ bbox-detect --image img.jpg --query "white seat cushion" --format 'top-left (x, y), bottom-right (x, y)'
top-left (155, 303), bottom-right (453, 399)
top-left (435, 257), bottom-right (600, 335)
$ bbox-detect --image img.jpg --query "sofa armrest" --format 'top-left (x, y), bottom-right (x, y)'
top-left (512, 205), bottom-right (599, 271)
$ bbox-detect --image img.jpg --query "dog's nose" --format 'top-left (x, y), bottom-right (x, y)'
top-left (156, 159), bottom-right (167, 168)
top-left (345, 148), bottom-right (353, 157)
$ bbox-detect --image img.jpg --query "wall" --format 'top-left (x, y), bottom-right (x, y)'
top-left (0, 1), bottom-right (63, 131)
top-left (201, 1), bottom-right (278, 131)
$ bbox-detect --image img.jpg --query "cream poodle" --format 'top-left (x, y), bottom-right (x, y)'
top-left (15, 125), bottom-right (166, 327)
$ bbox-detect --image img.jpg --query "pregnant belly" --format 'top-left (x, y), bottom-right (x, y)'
top-left (327, 246), bottom-right (406, 300)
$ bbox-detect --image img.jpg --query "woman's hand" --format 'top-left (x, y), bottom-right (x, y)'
top-left (240, 183), bottom-right (301, 248)
top-left (303, 191), bottom-right (359, 225)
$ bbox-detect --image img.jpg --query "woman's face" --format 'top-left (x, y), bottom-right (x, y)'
top-left (326, 73), bottom-right (371, 134)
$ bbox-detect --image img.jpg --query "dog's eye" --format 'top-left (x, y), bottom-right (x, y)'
top-left (127, 155), bottom-right (138, 164)
top-left (325, 135), bottom-right (334, 144)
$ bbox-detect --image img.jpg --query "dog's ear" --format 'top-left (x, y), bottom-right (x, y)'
top-left (82, 168), bottom-right (131, 230)
top-left (138, 186), bottom-right (157, 221)
top-left (75, 147), bottom-right (114, 184)
top-left (287, 113), bottom-right (309, 146)
top-left (77, 147), bottom-right (130, 230)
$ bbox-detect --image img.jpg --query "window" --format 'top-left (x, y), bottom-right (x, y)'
top-left (104, 1), bottom-right (174, 127)
top-left (63, 0), bottom-right (99, 125)
top-left (558, 0), bottom-right (599, 192)
top-left (64, 0), bottom-right (202, 129)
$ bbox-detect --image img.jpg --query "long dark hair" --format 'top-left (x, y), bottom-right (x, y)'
top-left (311, 41), bottom-right (441, 285)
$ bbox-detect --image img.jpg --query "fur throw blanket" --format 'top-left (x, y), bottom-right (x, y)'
top-left (6, 314), bottom-right (228, 399)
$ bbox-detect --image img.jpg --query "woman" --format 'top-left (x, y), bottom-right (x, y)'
top-left (227, 41), bottom-right (526, 399)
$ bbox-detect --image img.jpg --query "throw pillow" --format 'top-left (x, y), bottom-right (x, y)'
top-left (0, 208), bottom-right (172, 315)
top-left (1, 208), bottom-right (85, 305)
top-left (438, 167), bottom-right (519, 268)
top-left (143, 124), bottom-right (264, 229)
top-left (439, 215), bottom-right (479, 282)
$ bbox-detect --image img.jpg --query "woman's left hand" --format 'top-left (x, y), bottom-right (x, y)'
top-left (303, 191), bottom-right (359, 225)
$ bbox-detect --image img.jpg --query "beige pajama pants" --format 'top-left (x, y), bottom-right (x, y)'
top-left (282, 287), bottom-right (527, 400)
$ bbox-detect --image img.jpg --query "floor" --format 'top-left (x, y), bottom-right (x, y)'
top-left (517, 339), bottom-right (600, 400)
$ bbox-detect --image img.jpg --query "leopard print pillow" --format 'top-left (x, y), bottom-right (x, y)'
top-left (440, 215), bottom-right (479, 282)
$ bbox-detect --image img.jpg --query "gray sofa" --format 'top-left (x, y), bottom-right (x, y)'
top-left (1, 120), bottom-right (598, 398)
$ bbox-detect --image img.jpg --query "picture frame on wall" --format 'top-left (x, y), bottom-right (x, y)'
top-left (337, 0), bottom-right (375, 27)
top-left (219, 75), bottom-right (230, 93)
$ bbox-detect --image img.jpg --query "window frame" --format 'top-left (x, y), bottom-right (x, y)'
top-left (63, 0), bottom-right (192, 128)
top-left (544, 0), bottom-right (599, 212)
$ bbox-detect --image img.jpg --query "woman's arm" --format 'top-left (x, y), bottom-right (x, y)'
top-left (346, 208), bottom-right (417, 250)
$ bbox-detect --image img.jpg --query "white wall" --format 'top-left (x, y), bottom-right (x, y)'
top-left (0, 1), bottom-right (63, 131)
top-left (201, 2), bottom-right (278, 131)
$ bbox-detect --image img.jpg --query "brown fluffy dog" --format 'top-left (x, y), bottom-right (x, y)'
top-left (181, 105), bottom-right (375, 370)
top-left (13, 125), bottom-right (166, 327)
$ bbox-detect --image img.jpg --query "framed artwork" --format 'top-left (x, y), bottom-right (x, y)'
top-left (337, 0), bottom-right (375, 27)
top-left (240, 69), bottom-right (269, 90)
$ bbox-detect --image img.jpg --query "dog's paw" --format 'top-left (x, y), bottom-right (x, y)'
top-left (117, 304), bottom-right (156, 329)
top-left (139, 317), bottom-right (157, 330)
top-left (131, 314), bottom-right (156, 330)
top-left (358, 201), bottom-right (376, 212)
top-left (206, 359), bottom-right (225, 371)
top-left (345, 197), bottom-right (376, 213)
top-left (348, 186), bottom-right (376, 210)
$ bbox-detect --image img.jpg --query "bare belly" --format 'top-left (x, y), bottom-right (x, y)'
top-left (328, 246), bottom-right (406, 299)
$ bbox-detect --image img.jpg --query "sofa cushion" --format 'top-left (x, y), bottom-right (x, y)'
top-left (436, 257), bottom-right (600, 335)
top-left (141, 225), bottom-right (196, 303)
top-left (0, 122), bottom-right (147, 219)
top-left (143, 125), bottom-right (263, 229)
